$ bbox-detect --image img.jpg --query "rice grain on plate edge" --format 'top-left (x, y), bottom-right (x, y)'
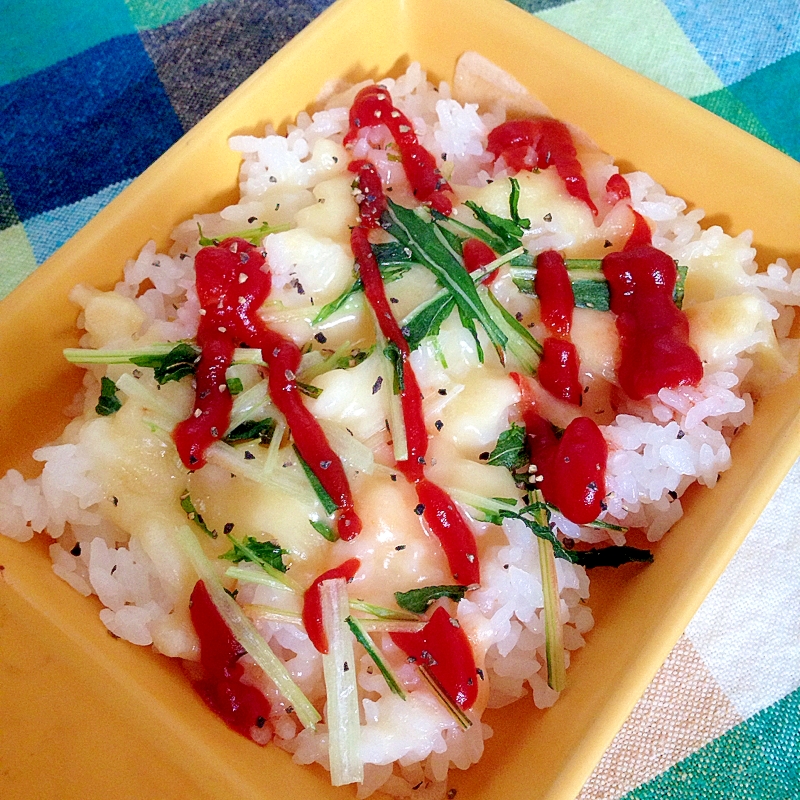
top-left (1, 52), bottom-right (798, 798)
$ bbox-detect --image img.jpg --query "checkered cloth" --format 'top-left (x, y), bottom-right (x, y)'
top-left (1, 1), bottom-right (798, 797)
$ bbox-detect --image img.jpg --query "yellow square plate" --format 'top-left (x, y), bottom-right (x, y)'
top-left (1, 0), bottom-right (799, 797)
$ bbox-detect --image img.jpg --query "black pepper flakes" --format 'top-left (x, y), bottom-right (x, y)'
top-left (479, 451), bottom-right (490, 461)
top-left (438, 388), bottom-right (447, 396)
top-left (372, 376), bottom-right (384, 394)
top-left (343, 661), bottom-right (349, 672)
top-left (543, 212), bottom-right (552, 222)
top-left (224, 522), bottom-right (235, 535)
top-left (604, 239), bottom-right (613, 248)
top-left (395, 544), bottom-right (406, 551)
top-left (414, 503), bottom-right (425, 515)
top-left (70, 543), bottom-right (82, 557)
top-left (434, 419), bottom-right (444, 431)
top-left (256, 716), bottom-right (266, 728)
top-left (390, 474), bottom-right (397, 482)
top-left (112, 496), bottom-right (119, 506)
top-left (314, 332), bottom-right (327, 344)
top-left (248, 216), bottom-right (258, 224)
top-left (244, 451), bottom-right (255, 460)
top-left (447, 790), bottom-right (458, 799)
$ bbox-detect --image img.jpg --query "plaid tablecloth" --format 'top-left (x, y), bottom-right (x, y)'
top-left (1, 0), bottom-right (798, 797)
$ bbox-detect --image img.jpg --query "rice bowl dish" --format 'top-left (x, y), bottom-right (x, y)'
top-left (2, 50), bottom-right (799, 799)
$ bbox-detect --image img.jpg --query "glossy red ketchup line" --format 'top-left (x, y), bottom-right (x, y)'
top-left (189, 580), bottom-right (272, 741)
top-left (349, 164), bottom-right (480, 586)
top-left (349, 158), bottom-right (387, 228)
top-left (462, 238), bottom-right (499, 285)
top-left (345, 85), bottom-right (453, 215)
top-left (391, 606), bottom-right (478, 710)
top-left (602, 215), bottom-right (703, 400)
top-left (302, 558), bottom-right (361, 654)
top-left (173, 238), bottom-right (361, 540)
top-left (522, 405), bottom-right (608, 525)
top-left (537, 338), bottom-right (582, 406)
top-left (487, 119), bottom-right (598, 215)
top-left (534, 249), bottom-right (582, 405)
top-left (535, 249), bottom-right (574, 337)
top-left (605, 173), bottom-right (631, 205)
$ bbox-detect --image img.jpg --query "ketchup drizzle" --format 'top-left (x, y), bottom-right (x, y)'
top-left (350, 163), bottom-right (480, 586)
top-left (534, 250), bottom-right (582, 405)
top-left (173, 238), bottom-right (361, 540)
top-left (487, 119), bottom-right (598, 215)
top-left (391, 606), bottom-right (479, 710)
top-left (462, 238), bottom-right (499, 285)
top-left (302, 558), bottom-right (361, 654)
top-left (520, 400), bottom-right (608, 525)
top-left (605, 173), bottom-right (631, 205)
top-left (602, 213), bottom-right (703, 400)
top-left (189, 580), bottom-right (272, 741)
top-left (345, 85), bottom-right (453, 215)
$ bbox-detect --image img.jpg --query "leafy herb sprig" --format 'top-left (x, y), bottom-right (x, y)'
top-left (382, 199), bottom-right (508, 362)
top-left (95, 377), bottom-right (122, 416)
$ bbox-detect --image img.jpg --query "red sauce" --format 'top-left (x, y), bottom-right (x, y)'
top-left (602, 220), bottom-right (703, 400)
top-left (626, 209), bottom-right (653, 249)
top-left (535, 249), bottom-right (573, 337)
top-left (349, 169), bottom-right (480, 586)
top-left (391, 606), bottom-right (478, 710)
top-left (537, 338), bottom-right (582, 405)
top-left (534, 249), bottom-right (582, 405)
top-left (344, 85), bottom-right (452, 214)
top-left (462, 238), bottom-right (498, 285)
top-left (349, 158), bottom-right (387, 228)
top-left (173, 238), bottom-right (361, 541)
top-left (605, 173), bottom-right (631, 205)
top-left (487, 119), bottom-right (598, 215)
top-left (414, 478), bottom-right (480, 586)
top-left (189, 580), bottom-right (272, 741)
top-left (302, 558), bottom-right (361, 654)
top-left (523, 410), bottom-right (608, 525)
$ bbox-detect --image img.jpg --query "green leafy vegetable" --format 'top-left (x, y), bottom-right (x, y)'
top-left (382, 341), bottom-right (406, 393)
top-left (310, 519), bottom-right (337, 542)
top-left (464, 199), bottom-right (527, 251)
top-left (180, 493), bottom-right (217, 539)
top-left (296, 380), bottom-right (323, 399)
top-left (346, 616), bottom-right (406, 698)
top-left (223, 417), bottom-right (276, 445)
top-left (394, 585), bottom-right (469, 614)
top-left (487, 423), bottom-right (527, 471)
top-left (508, 177), bottom-right (531, 230)
top-left (198, 220), bottom-right (291, 247)
top-left (401, 293), bottom-right (457, 351)
top-left (130, 342), bottom-right (200, 385)
top-left (573, 545), bottom-right (653, 569)
top-left (383, 199), bottom-right (507, 359)
top-left (95, 376), bottom-right (122, 416)
top-left (226, 377), bottom-right (244, 395)
top-left (294, 446), bottom-right (338, 514)
top-left (220, 535), bottom-right (288, 573)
